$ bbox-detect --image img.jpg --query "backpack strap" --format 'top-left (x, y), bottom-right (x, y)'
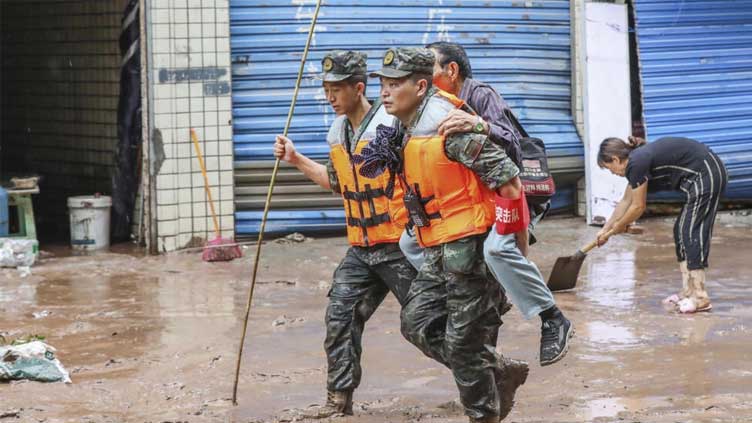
top-left (506, 109), bottom-right (530, 139)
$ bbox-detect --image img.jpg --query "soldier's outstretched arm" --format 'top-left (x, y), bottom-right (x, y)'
top-left (274, 135), bottom-right (332, 190)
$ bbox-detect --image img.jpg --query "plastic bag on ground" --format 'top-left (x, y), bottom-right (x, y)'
top-left (0, 238), bottom-right (38, 268)
top-left (0, 341), bottom-right (71, 383)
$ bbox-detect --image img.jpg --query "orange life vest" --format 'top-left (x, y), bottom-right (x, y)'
top-left (329, 112), bottom-right (406, 247)
top-left (401, 90), bottom-right (496, 248)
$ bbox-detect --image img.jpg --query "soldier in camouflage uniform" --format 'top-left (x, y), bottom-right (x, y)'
top-left (368, 48), bottom-right (529, 422)
top-left (274, 51), bottom-right (418, 417)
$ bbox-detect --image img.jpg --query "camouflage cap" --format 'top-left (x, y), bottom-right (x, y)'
top-left (369, 47), bottom-right (435, 78)
top-left (319, 50), bottom-right (367, 82)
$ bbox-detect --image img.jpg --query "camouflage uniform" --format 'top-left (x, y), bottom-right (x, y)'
top-left (372, 48), bottom-right (521, 421)
top-left (324, 244), bottom-right (416, 391)
top-left (319, 51), bottom-right (419, 394)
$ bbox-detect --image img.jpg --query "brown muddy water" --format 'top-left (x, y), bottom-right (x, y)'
top-left (1, 213), bottom-right (751, 422)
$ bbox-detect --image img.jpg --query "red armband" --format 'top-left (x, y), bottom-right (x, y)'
top-left (494, 191), bottom-right (530, 235)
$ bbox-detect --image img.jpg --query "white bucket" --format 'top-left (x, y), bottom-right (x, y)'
top-left (68, 195), bottom-right (112, 251)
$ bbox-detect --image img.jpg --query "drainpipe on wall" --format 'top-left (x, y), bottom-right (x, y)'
top-left (139, 0), bottom-right (158, 255)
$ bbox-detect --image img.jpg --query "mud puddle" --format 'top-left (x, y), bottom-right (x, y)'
top-left (1, 214), bottom-right (751, 422)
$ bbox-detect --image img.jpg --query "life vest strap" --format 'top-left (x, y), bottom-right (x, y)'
top-left (342, 187), bottom-right (386, 201)
top-left (346, 212), bottom-right (391, 228)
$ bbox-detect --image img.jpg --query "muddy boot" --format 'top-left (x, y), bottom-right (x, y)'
top-left (496, 356), bottom-right (529, 420)
top-left (301, 390), bottom-right (353, 418)
top-left (678, 269), bottom-right (712, 313)
top-left (469, 416), bottom-right (500, 423)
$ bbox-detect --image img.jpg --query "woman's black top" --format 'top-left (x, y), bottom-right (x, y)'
top-left (626, 137), bottom-right (711, 192)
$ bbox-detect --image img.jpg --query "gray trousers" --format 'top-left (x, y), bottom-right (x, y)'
top-left (399, 214), bottom-right (555, 320)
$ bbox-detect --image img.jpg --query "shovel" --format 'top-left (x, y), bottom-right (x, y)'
top-left (547, 229), bottom-right (615, 292)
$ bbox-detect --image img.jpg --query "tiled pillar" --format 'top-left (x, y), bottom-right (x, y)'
top-left (148, 0), bottom-right (234, 252)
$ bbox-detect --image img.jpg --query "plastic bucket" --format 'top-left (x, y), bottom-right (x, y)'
top-left (68, 195), bottom-right (112, 251)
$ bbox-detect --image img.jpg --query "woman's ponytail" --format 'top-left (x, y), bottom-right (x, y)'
top-left (627, 136), bottom-right (647, 148)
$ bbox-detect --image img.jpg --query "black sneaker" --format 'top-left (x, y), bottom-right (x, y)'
top-left (496, 356), bottom-right (529, 420)
top-left (540, 315), bottom-right (573, 366)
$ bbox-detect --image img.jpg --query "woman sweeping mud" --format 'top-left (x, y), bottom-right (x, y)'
top-left (596, 136), bottom-right (728, 314)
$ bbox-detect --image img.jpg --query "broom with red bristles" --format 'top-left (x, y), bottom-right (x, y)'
top-left (190, 128), bottom-right (243, 261)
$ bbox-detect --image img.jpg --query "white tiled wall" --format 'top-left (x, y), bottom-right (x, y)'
top-left (149, 0), bottom-right (234, 252)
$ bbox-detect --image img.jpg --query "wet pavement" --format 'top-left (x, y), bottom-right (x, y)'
top-left (1, 213), bottom-right (751, 422)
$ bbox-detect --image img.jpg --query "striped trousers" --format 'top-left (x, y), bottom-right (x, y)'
top-left (674, 152), bottom-right (728, 270)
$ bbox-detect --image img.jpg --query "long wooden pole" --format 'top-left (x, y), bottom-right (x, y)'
top-left (231, 0), bottom-right (323, 406)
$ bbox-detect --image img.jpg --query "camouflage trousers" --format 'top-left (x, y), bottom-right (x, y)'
top-left (325, 244), bottom-right (416, 392)
top-left (400, 233), bottom-right (505, 420)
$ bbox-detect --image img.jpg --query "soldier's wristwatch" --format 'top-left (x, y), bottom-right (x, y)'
top-left (473, 116), bottom-right (486, 134)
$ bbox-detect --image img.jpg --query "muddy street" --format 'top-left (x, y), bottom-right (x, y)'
top-left (1, 214), bottom-right (752, 422)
